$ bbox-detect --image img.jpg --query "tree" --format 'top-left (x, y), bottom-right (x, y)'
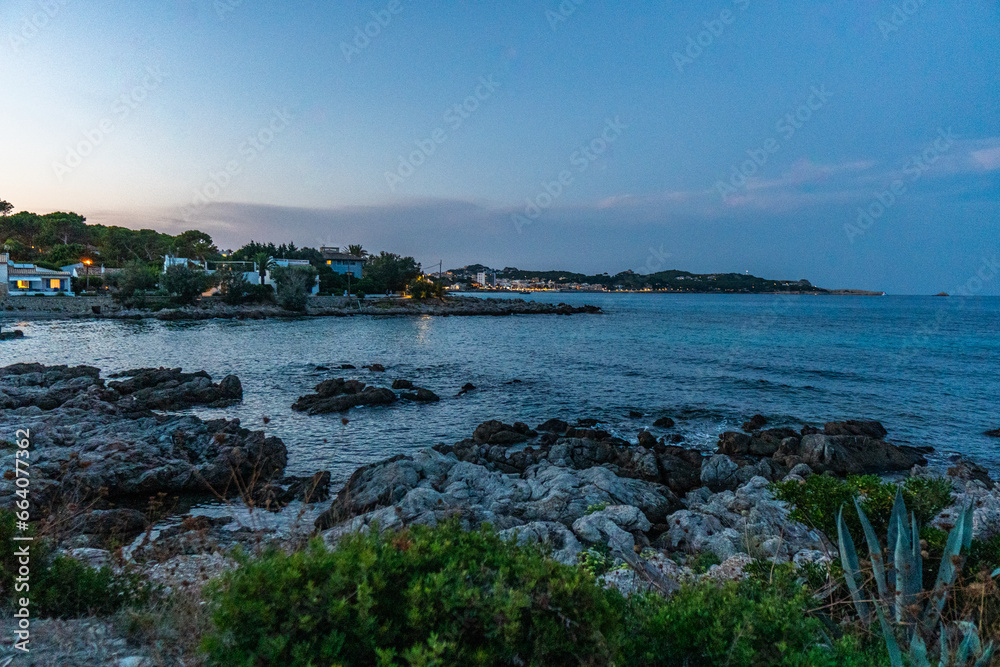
top-left (47, 244), bottom-right (88, 268)
top-left (0, 200), bottom-right (12, 217)
top-left (162, 265), bottom-right (216, 305)
top-left (110, 260), bottom-right (159, 305)
top-left (172, 230), bottom-right (218, 260)
top-left (363, 252), bottom-right (420, 293)
top-left (406, 276), bottom-right (445, 299)
top-left (217, 267), bottom-right (254, 305)
top-left (346, 244), bottom-right (367, 257)
top-left (252, 252), bottom-right (275, 285)
top-left (271, 265), bottom-right (316, 312)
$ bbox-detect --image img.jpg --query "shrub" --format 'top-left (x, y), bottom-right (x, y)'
top-left (622, 565), bottom-right (887, 666)
top-left (162, 264), bottom-right (216, 305)
top-left (33, 555), bottom-right (153, 618)
top-left (272, 265), bottom-right (316, 312)
top-left (110, 259), bottom-right (159, 305)
top-left (217, 268), bottom-right (254, 305)
top-left (246, 283), bottom-right (275, 304)
top-left (203, 521), bottom-right (626, 666)
top-left (771, 474), bottom-right (953, 543)
top-left (406, 277), bottom-right (444, 299)
top-left (1, 509), bottom-right (151, 618)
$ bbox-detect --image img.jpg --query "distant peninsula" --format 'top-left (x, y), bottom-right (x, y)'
top-left (447, 265), bottom-right (884, 295)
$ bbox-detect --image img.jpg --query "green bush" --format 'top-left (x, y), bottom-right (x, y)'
top-left (771, 474), bottom-right (953, 543)
top-left (204, 521), bottom-right (625, 666)
top-left (217, 268), bottom-right (254, 305)
top-left (162, 264), bottom-right (216, 305)
top-left (406, 277), bottom-right (444, 299)
top-left (203, 520), bottom-right (891, 666)
top-left (622, 565), bottom-right (887, 666)
top-left (33, 555), bottom-right (152, 618)
top-left (1, 509), bottom-right (151, 618)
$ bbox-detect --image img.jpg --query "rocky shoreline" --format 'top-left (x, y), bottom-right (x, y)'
top-left (3, 362), bottom-right (1000, 662)
top-left (0, 295), bottom-right (602, 323)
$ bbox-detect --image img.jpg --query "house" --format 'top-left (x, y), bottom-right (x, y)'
top-left (61, 262), bottom-right (122, 280)
top-left (167, 255), bottom-right (319, 295)
top-left (0, 253), bottom-right (73, 296)
top-left (320, 247), bottom-right (365, 278)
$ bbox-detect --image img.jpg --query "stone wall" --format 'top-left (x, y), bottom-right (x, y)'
top-left (0, 294), bottom-right (119, 317)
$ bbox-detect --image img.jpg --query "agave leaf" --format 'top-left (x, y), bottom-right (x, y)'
top-left (992, 567), bottom-right (1000, 578)
top-left (876, 603), bottom-right (904, 667)
top-left (909, 633), bottom-right (931, 667)
top-left (838, 505), bottom-right (872, 622)
top-left (854, 496), bottom-right (888, 604)
top-left (887, 488), bottom-right (906, 596)
top-left (923, 503), bottom-right (971, 631)
top-left (972, 643), bottom-right (994, 667)
top-left (956, 621), bottom-right (981, 665)
top-left (894, 506), bottom-right (918, 625)
top-left (939, 621), bottom-right (949, 667)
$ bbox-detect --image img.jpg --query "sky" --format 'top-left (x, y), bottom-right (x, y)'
top-left (1, 0), bottom-right (998, 294)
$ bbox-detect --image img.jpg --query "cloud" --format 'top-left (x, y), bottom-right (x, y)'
top-left (972, 145), bottom-right (1000, 171)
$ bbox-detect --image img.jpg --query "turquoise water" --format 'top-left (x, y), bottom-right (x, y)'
top-left (2, 293), bottom-right (998, 480)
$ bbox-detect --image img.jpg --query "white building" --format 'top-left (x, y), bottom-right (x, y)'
top-left (1, 253), bottom-right (73, 296)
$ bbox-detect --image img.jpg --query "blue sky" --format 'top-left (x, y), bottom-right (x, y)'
top-left (2, 0), bottom-right (999, 293)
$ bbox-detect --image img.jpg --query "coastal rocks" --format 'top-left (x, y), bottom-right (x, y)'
top-left (700, 454), bottom-right (740, 491)
top-left (0, 363), bottom-right (290, 516)
top-left (663, 477), bottom-right (828, 562)
top-left (400, 387), bottom-right (440, 402)
top-left (711, 419), bottom-right (927, 478)
top-left (316, 422), bottom-right (682, 544)
top-left (456, 382), bottom-right (476, 396)
top-left (789, 433), bottom-right (926, 474)
top-left (985, 428), bottom-right (1000, 438)
top-left (572, 505), bottom-right (652, 552)
top-left (108, 367), bottom-right (243, 411)
top-left (741, 414), bottom-right (768, 432)
top-left (653, 416), bottom-right (675, 428)
top-left (823, 419), bottom-right (889, 439)
top-left (291, 378), bottom-right (398, 414)
top-left (0, 328), bottom-right (24, 340)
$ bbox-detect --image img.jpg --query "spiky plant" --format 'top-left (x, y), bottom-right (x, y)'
top-left (837, 488), bottom-right (994, 666)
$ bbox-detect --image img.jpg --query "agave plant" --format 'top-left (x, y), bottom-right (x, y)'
top-left (837, 488), bottom-right (993, 667)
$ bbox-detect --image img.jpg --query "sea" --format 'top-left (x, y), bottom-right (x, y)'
top-left (3, 293), bottom-right (999, 483)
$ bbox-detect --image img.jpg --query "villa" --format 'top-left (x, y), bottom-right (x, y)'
top-left (320, 247), bottom-right (365, 278)
top-left (0, 253), bottom-right (73, 296)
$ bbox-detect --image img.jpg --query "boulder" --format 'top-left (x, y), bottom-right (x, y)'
top-left (742, 414), bottom-right (768, 432)
top-left (701, 454), bottom-right (740, 491)
top-left (653, 416), bottom-right (675, 428)
top-left (823, 420), bottom-right (888, 439)
top-left (985, 428), bottom-right (1000, 438)
top-left (637, 430), bottom-right (657, 448)
top-left (536, 418), bottom-right (569, 434)
top-left (796, 433), bottom-right (926, 474)
top-left (400, 387), bottom-right (440, 402)
top-left (392, 379), bottom-right (414, 390)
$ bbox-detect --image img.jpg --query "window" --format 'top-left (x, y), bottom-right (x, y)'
top-left (16, 280), bottom-right (29, 289)
top-left (326, 260), bottom-right (331, 265)
top-left (50, 279), bottom-right (61, 289)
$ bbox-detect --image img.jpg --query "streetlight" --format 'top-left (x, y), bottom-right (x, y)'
top-left (83, 259), bottom-right (92, 292)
